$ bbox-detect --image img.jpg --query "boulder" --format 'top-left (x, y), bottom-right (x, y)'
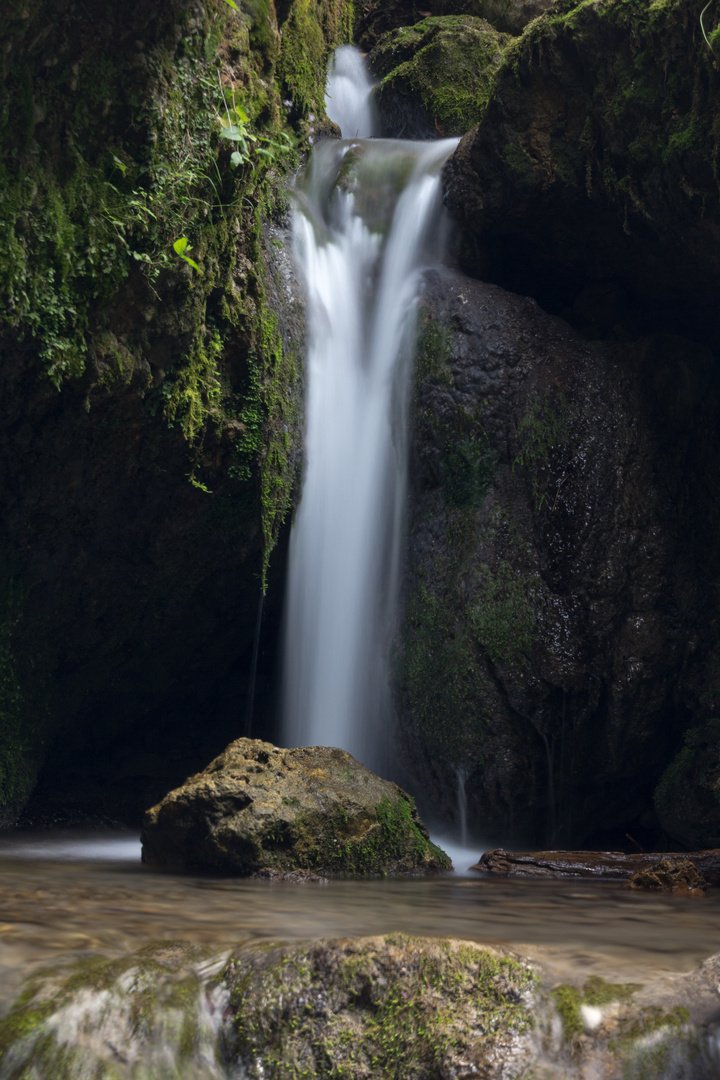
top-left (5, 935), bottom-right (720, 1078)
top-left (357, 0), bottom-right (554, 48)
top-left (443, 0), bottom-right (720, 351)
top-left (141, 738), bottom-right (451, 876)
top-left (369, 16), bottom-right (508, 139)
top-left (627, 859), bottom-right (707, 894)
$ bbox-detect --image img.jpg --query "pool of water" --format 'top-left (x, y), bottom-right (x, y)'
top-left (1, 830), bottom-right (719, 1016)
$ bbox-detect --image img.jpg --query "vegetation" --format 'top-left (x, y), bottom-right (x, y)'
top-left (371, 15), bottom-right (507, 135)
top-left (227, 935), bottom-right (538, 1079)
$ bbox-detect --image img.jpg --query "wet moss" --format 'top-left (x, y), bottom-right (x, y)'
top-left (551, 976), bottom-right (642, 1046)
top-left (371, 15), bottom-right (508, 136)
top-left (299, 794), bottom-right (451, 876)
top-left (226, 934), bottom-right (538, 1079)
top-left (471, 559), bottom-right (538, 667)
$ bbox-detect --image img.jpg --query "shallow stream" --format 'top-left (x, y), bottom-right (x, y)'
top-left (2, 832), bottom-right (719, 1017)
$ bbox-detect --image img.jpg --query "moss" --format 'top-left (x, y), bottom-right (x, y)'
top-left (471, 558), bottom-right (538, 667)
top-left (551, 976), bottom-right (642, 1046)
top-left (295, 794), bottom-right (451, 876)
top-left (226, 935), bottom-right (538, 1079)
top-left (371, 15), bottom-right (507, 135)
top-left (277, 0), bottom-right (354, 118)
top-left (0, 942), bottom-right (216, 1077)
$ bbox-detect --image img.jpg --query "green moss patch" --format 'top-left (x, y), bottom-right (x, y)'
top-left (370, 16), bottom-right (508, 136)
top-left (226, 934), bottom-right (538, 1079)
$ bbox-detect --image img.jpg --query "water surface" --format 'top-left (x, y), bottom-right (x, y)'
top-left (2, 831), bottom-right (719, 1016)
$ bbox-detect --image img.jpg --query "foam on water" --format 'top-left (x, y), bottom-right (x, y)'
top-left (0, 831), bottom-right (141, 861)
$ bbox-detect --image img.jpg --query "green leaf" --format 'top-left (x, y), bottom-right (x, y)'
top-left (233, 106), bottom-right (250, 123)
top-left (223, 0), bottom-right (239, 9)
top-left (219, 125), bottom-right (244, 142)
top-left (173, 237), bottom-right (201, 274)
top-left (230, 151), bottom-right (244, 168)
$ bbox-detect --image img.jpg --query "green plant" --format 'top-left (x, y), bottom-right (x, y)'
top-left (173, 236), bottom-right (202, 273)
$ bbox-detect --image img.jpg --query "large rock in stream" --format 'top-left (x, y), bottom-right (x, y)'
top-left (4, 934), bottom-right (720, 1079)
top-left (141, 738), bottom-right (450, 876)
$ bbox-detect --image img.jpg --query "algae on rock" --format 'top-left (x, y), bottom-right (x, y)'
top-left (369, 16), bottom-right (508, 138)
top-left (141, 737), bottom-right (451, 876)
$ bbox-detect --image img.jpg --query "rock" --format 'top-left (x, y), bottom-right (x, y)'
top-left (398, 265), bottom-right (720, 846)
top-left (627, 859), bottom-right (707, 893)
top-left (5, 935), bottom-right (720, 1079)
top-left (474, 848), bottom-right (720, 883)
top-left (369, 16), bottom-right (508, 139)
top-left (141, 738), bottom-right (451, 876)
top-left (443, 0), bottom-right (720, 350)
top-left (654, 720), bottom-right (720, 849)
top-left (357, 0), bottom-right (554, 48)
top-left (0, 936), bottom-right (539, 1080)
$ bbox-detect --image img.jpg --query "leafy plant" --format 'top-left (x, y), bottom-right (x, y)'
top-left (173, 236), bottom-right (201, 273)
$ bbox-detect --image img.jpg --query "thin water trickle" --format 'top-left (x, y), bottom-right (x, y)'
top-left (282, 48), bottom-right (458, 772)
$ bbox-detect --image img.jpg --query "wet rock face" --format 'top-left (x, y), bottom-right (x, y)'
top-left (368, 16), bottom-right (507, 139)
top-left (442, 0), bottom-right (720, 351)
top-left (654, 720), bottom-right (720, 849)
top-left (141, 738), bottom-right (451, 876)
top-left (398, 266), bottom-right (720, 847)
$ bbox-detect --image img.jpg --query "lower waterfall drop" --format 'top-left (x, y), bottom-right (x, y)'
top-left (282, 48), bottom-right (458, 772)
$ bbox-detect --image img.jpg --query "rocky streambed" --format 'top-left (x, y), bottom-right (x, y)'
top-left (3, 930), bottom-right (720, 1079)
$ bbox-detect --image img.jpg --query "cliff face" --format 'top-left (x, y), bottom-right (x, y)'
top-left (0, 0), bottom-right (352, 825)
top-left (394, 0), bottom-right (720, 847)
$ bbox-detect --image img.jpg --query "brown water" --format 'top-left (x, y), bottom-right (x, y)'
top-left (2, 831), bottom-right (719, 1015)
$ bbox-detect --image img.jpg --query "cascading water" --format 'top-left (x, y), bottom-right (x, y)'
top-left (282, 48), bottom-right (458, 772)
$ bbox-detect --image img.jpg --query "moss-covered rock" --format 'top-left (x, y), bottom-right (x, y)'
top-left (141, 737), bottom-right (451, 875)
top-left (369, 16), bottom-right (508, 138)
top-left (654, 720), bottom-right (720, 849)
top-left (443, 0), bottom-right (720, 350)
top-left (357, 0), bottom-right (553, 48)
top-left (0, 0), bottom-right (352, 826)
top-left (5, 936), bottom-right (720, 1079)
top-left (225, 935), bottom-right (538, 1078)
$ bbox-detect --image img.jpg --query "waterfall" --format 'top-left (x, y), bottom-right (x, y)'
top-left (282, 48), bottom-right (458, 771)
top-left (456, 767), bottom-right (468, 848)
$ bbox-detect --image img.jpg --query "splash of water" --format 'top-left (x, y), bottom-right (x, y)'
top-left (282, 50), bottom-right (458, 771)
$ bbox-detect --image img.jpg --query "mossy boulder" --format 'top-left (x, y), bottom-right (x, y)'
top-left (444, 0), bottom-right (720, 350)
top-left (654, 720), bottom-right (720, 849)
top-left (6, 935), bottom-right (720, 1079)
top-left (357, 0), bottom-right (553, 48)
top-left (141, 738), bottom-right (451, 875)
top-left (369, 16), bottom-right (508, 138)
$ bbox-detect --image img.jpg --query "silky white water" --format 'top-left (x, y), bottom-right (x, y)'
top-left (282, 48), bottom-right (458, 772)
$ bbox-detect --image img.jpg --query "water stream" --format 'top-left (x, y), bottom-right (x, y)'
top-left (282, 47), bottom-right (457, 773)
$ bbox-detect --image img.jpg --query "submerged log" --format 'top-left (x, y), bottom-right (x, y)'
top-left (472, 848), bottom-right (720, 884)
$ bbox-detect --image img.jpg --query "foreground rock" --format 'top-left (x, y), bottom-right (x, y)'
top-left (475, 848), bottom-right (720, 884)
top-left (141, 738), bottom-right (450, 876)
top-left (4, 935), bottom-right (720, 1079)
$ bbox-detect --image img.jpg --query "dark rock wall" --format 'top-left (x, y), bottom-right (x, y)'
top-left (0, 0), bottom-right (352, 825)
top-left (394, 0), bottom-right (720, 848)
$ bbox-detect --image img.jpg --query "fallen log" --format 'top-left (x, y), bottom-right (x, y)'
top-left (472, 848), bottom-right (720, 884)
